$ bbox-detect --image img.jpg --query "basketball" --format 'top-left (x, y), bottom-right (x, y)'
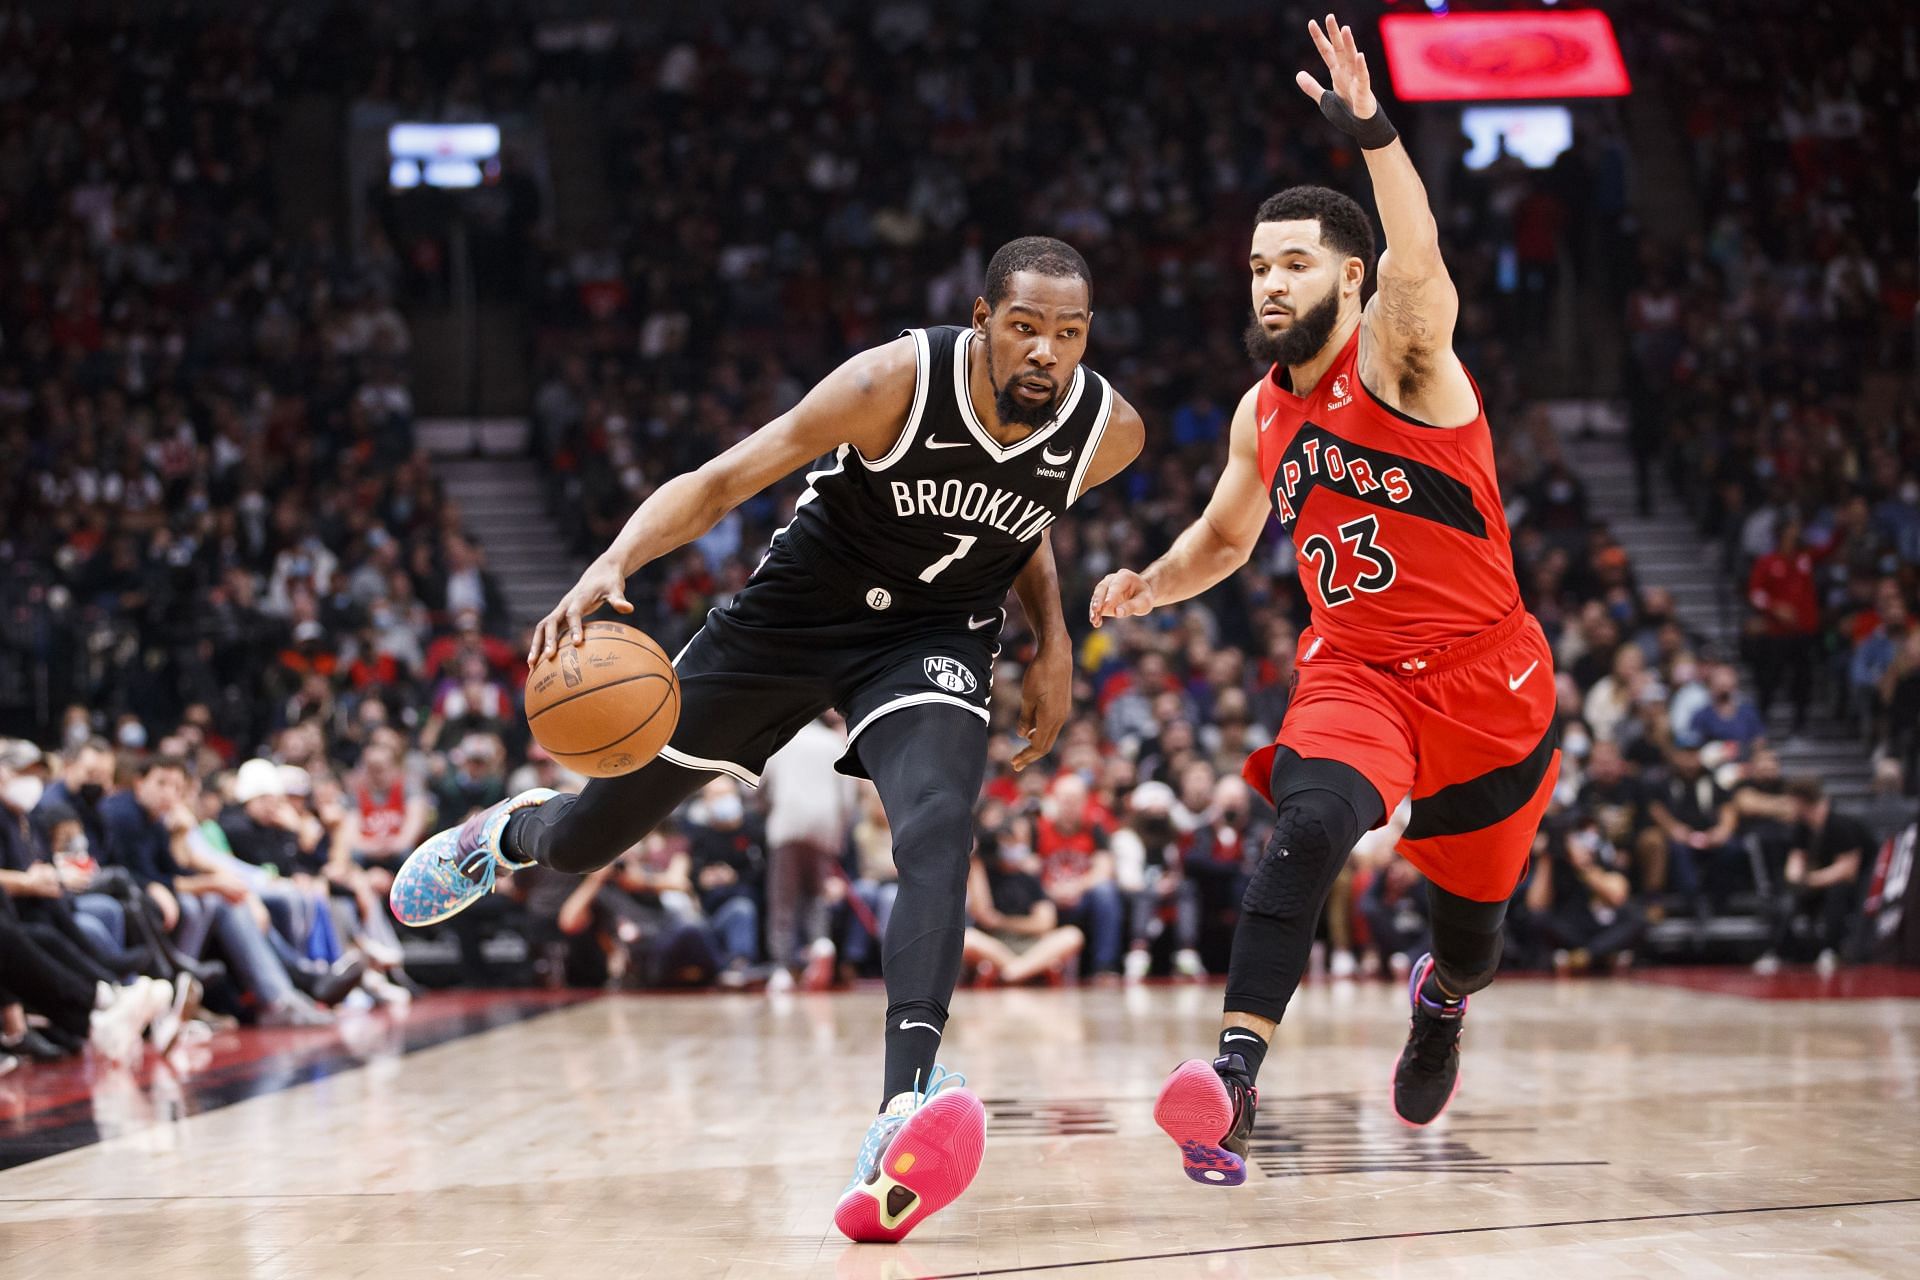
top-left (524, 621), bottom-right (679, 776)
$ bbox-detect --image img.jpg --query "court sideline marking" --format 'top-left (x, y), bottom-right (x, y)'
top-left (918, 1195), bottom-right (1920, 1277)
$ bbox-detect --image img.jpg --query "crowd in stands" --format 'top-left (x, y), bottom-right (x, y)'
top-left (2, 3), bottom-right (1916, 1079)
top-left (1622, 0), bottom-right (1920, 761)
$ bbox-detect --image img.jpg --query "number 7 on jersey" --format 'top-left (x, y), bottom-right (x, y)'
top-left (919, 532), bottom-right (978, 583)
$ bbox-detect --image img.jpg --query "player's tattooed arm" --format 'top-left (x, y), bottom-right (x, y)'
top-left (1297, 14), bottom-right (1475, 427)
top-left (531, 337), bottom-right (917, 659)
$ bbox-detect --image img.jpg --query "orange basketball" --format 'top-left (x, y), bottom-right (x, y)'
top-left (524, 621), bottom-right (680, 777)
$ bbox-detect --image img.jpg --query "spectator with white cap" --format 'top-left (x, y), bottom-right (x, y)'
top-left (100, 756), bottom-right (336, 1027)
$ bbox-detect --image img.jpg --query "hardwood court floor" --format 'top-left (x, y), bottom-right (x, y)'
top-left (3, 976), bottom-right (1919, 1278)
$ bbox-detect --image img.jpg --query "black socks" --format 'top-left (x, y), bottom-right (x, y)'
top-left (882, 1006), bottom-right (946, 1109)
top-left (1217, 1026), bottom-right (1270, 1083)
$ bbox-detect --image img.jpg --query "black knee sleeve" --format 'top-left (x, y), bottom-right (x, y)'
top-left (1427, 882), bottom-right (1508, 995)
top-left (1224, 786), bottom-right (1370, 1023)
top-left (1242, 789), bottom-right (1364, 920)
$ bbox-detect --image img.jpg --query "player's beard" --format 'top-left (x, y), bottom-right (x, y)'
top-left (1244, 287), bottom-right (1341, 368)
top-left (985, 331), bottom-right (1062, 428)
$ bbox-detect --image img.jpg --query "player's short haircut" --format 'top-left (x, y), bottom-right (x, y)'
top-left (984, 236), bottom-right (1091, 308)
top-left (139, 754), bottom-right (189, 778)
top-left (1256, 186), bottom-right (1376, 268)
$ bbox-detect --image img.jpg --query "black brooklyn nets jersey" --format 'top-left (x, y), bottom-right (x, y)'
top-left (777, 325), bottom-right (1115, 615)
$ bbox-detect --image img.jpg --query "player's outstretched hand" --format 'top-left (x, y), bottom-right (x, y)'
top-left (1088, 568), bottom-right (1154, 628)
top-left (1296, 13), bottom-right (1376, 120)
top-left (528, 557), bottom-right (633, 665)
top-left (1013, 644), bottom-right (1071, 772)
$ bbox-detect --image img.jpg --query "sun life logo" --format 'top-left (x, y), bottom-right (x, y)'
top-left (1327, 374), bottom-right (1352, 410)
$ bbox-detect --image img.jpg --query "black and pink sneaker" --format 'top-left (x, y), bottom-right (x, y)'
top-left (1393, 952), bottom-right (1466, 1126)
top-left (1154, 1055), bottom-right (1257, 1186)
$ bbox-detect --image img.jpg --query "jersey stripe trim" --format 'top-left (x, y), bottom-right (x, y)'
top-left (845, 691), bottom-right (989, 743)
top-left (950, 329), bottom-right (1083, 462)
top-left (754, 443), bottom-right (849, 572)
top-left (657, 745), bottom-right (762, 788)
top-left (863, 328), bottom-right (932, 471)
top-left (1067, 375), bottom-right (1114, 506)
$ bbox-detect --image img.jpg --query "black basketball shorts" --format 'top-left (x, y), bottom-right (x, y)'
top-left (651, 543), bottom-right (999, 783)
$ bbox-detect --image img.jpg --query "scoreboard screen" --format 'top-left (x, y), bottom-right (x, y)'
top-left (1380, 11), bottom-right (1632, 102)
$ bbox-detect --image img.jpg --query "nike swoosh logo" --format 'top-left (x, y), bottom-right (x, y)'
top-left (1508, 660), bottom-right (1540, 692)
top-left (1260, 409), bottom-right (1280, 433)
top-left (1041, 447), bottom-right (1073, 465)
top-left (967, 613), bottom-right (998, 631)
top-left (898, 1019), bottom-right (942, 1035)
top-left (925, 438), bottom-right (970, 450)
top-left (1223, 1031), bottom-right (1262, 1044)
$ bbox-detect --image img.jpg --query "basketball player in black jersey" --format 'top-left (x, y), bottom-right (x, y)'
top-left (390, 237), bottom-right (1144, 1242)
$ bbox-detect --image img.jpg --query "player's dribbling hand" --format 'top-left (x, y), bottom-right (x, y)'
top-left (1089, 569), bottom-right (1153, 628)
top-left (1297, 14), bottom-right (1377, 121)
top-left (529, 557), bottom-right (633, 665)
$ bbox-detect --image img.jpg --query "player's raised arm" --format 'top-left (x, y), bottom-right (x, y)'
top-left (1089, 384), bottom-right (1267, 626)
top-left (528, 338), bottom-right (916, 661)
top-left (1297, 14), bottom-right (1475, 427)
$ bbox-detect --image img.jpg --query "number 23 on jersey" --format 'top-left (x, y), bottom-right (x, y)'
top-left (1298, 514), bottom-right (1397, 607)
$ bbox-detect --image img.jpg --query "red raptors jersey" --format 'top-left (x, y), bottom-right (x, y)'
top-left (356, 781), bottom-right (409, 845)
top-left (1255, 329), bottom-right (1520, 663)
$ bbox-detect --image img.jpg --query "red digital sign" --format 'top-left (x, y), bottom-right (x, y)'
top-left (1379, 11), bottom-right (1632, 102)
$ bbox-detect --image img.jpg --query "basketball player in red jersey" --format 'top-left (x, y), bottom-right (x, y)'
top-left (1091, 15), bottom-right (1560, 1181)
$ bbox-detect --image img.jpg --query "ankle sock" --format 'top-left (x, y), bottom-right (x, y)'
top-left (1216, 1026), bottom-right (1269, 1083)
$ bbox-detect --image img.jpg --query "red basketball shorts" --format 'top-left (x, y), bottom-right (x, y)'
top-left (1243, 606), bottom-right (1560, 903)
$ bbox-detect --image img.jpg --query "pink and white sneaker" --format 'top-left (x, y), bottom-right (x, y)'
top-left (834, 1066), bottom-right (985, 1243)
top-left (1155, 1056), bottom-right (1257, 1186)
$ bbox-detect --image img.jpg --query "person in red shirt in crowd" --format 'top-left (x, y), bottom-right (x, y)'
top-left (422, 609), bottom-right (523, 683)
top-left (347, 742), bottom-right (431, 892)
top-left (1034, 773), bottom-right (1123, 977)
top-left (1746, 518), bottom-right (1822, 734)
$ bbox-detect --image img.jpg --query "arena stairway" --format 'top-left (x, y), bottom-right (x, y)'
top-left (420, 418), bottom-right (585, 631)
top-left (1558, 425), bottom-right (1873, 806)
top-left (1559, 421), bottom-right (1876, 961)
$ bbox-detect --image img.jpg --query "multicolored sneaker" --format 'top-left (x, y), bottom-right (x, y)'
top-left (833, 1065), bottom-right (986, 1243)
top-left (1392, 952), bottom-right (1466, 1126)
top-left (388, 789), bottom-right (557, 926)
top-left (1155, 1054), bottom-right (1258, 1186)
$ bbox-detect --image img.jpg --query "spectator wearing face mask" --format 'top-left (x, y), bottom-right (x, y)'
top-left (1752, 778), bottom-right (1871, 974)
top-left (1035, 773), bottom-right (1123, 978)
top-left (99, 757), bottom-right (333, 1027)
top-left (685, 777), bottom-right (766, 983)
top-left (1524, 818), bottom-right (1646, 975)
top-left (1359, 855), bottom-right (1430, 979)
top-left (1111, 781), bottom-right (1203, 981)
top-left (431, 733), bottom-right (510, 823)
top-left (33, 738), bottom-right (116, 857)
top-left (1688, 663), bottom-right (1768, 756)
top-left (2, 741), bottom-right (163, 984)
top-left (1182, 777), bottom-right (1266, 967)
top-left (963, 814), bottom-right (1085, 986)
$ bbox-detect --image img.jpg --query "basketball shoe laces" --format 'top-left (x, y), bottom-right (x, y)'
top-left (450, 802), bottom-right (515, 883)
top-left (847, 1065), bottom-right (968, 1190)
